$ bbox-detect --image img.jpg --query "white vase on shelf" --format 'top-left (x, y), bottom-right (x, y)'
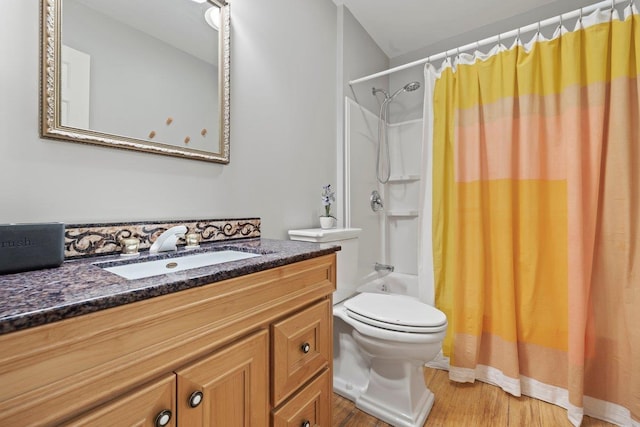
top-left (319, 216), bottom-right (336, 229)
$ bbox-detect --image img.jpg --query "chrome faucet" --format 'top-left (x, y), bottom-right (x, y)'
top-left (374, 262), bottom-right (394, 272)
top-left (370, 190), bottom-right (384, 212)
top-left (149, 225), bottom-right (187, 254)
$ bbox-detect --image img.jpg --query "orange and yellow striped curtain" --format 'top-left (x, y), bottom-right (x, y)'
top-left (431, 7), bottom-right (639, 426)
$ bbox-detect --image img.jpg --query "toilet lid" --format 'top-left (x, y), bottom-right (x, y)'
top-left (344, 293), bottom-right (447, 333)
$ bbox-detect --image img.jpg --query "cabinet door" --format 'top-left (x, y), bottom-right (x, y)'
top-left (176, 330), bottom-right (269, 426)
top-left (272, 369), bottom-right (331, 427)
top-left (60, 374), bottom-right (176, 427)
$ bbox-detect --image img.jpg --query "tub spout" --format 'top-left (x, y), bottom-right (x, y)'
top-left (374, 262), bottom-right (394, 272)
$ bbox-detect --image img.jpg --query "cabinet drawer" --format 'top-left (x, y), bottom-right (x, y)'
top-left (272, 369), bottom-right (331, 427)
top-left (272, 299), bottom-right (332, 406)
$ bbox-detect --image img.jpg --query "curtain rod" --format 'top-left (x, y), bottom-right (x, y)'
top-left (348, 0), bottom-right (629, 86)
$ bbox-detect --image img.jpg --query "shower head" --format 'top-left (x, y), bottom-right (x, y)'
top-left (389, 81), bottom-right (422, 99)
top-left (404, 81), bottom-right (421, 92)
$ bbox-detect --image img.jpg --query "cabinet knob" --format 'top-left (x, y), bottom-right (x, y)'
top-left (301, 421), bottom-right (311, 427)
top-left (154, 409), bottom-right (172, 427)
top-left (189, 391), bottom-right (204, 408)
top-left (301, 342), bottom-right (311, 354)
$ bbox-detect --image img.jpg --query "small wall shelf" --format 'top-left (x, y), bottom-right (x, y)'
top-left (387, 175), bottom-right (420, 183)
top-left (386, 210), bottom-right (419, 217)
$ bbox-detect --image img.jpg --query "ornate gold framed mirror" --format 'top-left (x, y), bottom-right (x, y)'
top-left (40, 0), bottom-right (230, 163)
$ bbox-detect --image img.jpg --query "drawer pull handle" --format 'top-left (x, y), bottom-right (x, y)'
top-left (301, 342), bottom-right (311, 354)
top-left (189, 391), bottom-right (204, 408)
top-left (154, 409), bottom-right (172, 427)
top-left (301, 421), bottom-right (311, 427)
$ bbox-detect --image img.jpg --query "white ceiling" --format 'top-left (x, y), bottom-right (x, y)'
top-left (341, 0), bottom-right (598, 59)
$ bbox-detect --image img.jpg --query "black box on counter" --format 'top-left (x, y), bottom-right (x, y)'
top-left (0, 223), bottom-right (65, 274)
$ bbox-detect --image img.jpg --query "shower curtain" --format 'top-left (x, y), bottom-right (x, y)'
top-left (424, 5), bottom-right (640, 426)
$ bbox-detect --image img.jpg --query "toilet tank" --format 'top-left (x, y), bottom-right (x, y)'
top-left (288, 228), bottom-right (361, 304)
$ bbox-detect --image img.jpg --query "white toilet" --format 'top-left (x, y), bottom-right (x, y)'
top-left (288, 228), bottom-right (447, 427)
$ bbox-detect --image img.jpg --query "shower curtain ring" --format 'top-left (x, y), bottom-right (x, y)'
top-left (537, 21), bottom-right (541, 35)
top-left (579, 8), bottom-right (583, 25)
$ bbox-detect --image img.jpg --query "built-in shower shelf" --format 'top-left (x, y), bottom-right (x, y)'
top-left (387, 175), bottom-right (420, 183)
top-left (386, 210), bottom-right (419, 217)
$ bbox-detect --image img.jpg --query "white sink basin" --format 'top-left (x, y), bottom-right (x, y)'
top-left (101, 250), bottom-right (260, 280)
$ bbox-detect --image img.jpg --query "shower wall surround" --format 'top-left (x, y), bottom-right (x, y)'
top-left (345, 98), bottom-right (422, 278)
top-left (64, 218), bottom-right (260, 259)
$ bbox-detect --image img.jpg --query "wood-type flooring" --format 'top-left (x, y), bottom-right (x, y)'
top-left (332, 367), bottom-right (617, 426)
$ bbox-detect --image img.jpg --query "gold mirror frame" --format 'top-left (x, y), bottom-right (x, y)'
top-left (40, 0), bottom-right (230, 164)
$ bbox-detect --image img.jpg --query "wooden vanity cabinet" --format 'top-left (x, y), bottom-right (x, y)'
top-left (0, 254), bottom-right (336, 427)
top-left (62, 331), bottom-right (269, 427)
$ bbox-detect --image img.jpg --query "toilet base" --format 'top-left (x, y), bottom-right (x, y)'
top-left (352, 335), bottom-right (436, 427)
top-left (357, 387), bottom-right (434, 427)
top-left (334, 376), bottom-right (365, 402)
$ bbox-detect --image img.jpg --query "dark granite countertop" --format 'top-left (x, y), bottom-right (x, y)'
top-left (0, 238), bottom-right (339, 336)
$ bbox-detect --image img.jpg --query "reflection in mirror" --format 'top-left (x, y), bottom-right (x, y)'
top-left (41, 0), bottom-right (230, 163)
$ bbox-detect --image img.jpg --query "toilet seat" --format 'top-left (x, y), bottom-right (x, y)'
top-left (344, 293), bottom-right (447, 334)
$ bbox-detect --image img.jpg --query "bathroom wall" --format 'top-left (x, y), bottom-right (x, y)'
top-left (341, 6), bottom-right (389, 116)
top-left (0, 0), bottom-right (337, 239)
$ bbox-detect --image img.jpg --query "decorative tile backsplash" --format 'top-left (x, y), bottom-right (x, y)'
top-left (64, 218), bottom-right (261, 259)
